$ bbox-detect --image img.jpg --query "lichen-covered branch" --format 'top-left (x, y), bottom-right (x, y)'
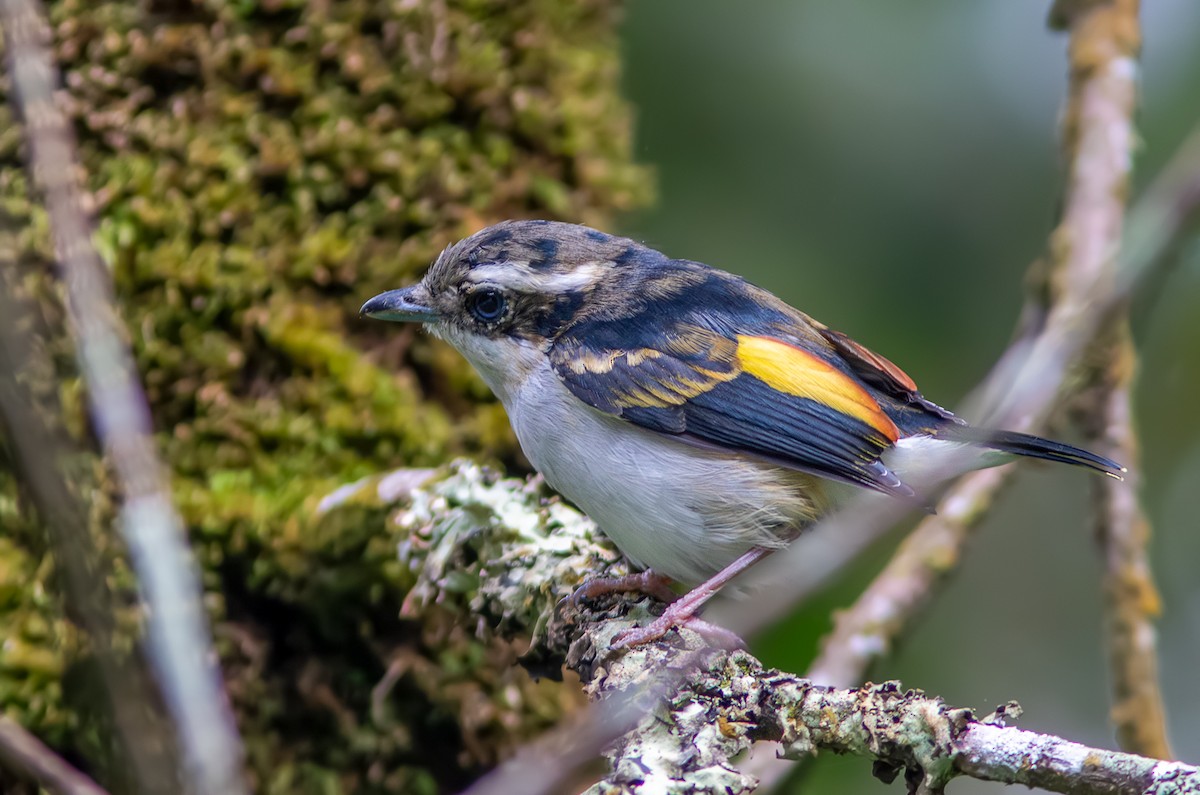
top-left (551, 645), bottom-right (1200, 795)
top-left (329, 462), bottom-right (1200, 795)
top-left (750, 665), bottom-right (1195, 795)
top-left (0, 1), bottom-right (246, 792)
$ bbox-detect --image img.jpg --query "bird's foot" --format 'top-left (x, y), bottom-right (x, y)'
top-left (611, 600), bottom-right (745, 650)
top-left (568, 569), bottom-right (679, 609)
top-left (608, 547), bottom-right (773, 650)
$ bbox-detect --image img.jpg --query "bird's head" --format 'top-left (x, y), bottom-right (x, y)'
top-left (361, 220), bottom-right (660, 397)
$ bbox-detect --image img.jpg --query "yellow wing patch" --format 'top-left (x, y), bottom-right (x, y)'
top-left (735, 335), bottom-right (900, 442)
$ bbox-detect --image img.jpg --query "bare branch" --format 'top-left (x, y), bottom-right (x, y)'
top-left (1081, 326), bottom-right (1173, 758)
top-left (1052, 0), bottom-right (1173, 759)
top-left (0, 2), bottom-right (247, 793)
top-left (806, 0), bottom-right (1149, 693)
top-left (0, 718), bottom-right (111, 795)
top-left (0, 282), bottom-right (181, 793)
top-left (806, 466), bottom-right (1011, 688)
top-left (1048, 0), bottom-right (1139, 295)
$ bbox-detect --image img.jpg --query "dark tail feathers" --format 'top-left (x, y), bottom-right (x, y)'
top-left (939, 427), bottom-right (1125, 479)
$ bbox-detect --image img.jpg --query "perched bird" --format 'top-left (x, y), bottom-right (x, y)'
top-left (362, 220), bottom-right (1122, 647)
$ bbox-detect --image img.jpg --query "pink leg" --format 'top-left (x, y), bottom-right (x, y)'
top-left (611, 547), bottom-right (774, 650)
top-left (569, 569), bottom-right (680, 608)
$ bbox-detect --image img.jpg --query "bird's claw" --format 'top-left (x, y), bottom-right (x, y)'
top-left (611, 608), bottom-right (745, 650)
top-left (566, 569), bottom-right (679, 609)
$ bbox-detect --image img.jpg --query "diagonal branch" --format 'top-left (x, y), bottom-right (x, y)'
top-left (0, 1), bottom-right (248, 793)
top-left (0, 287), bottom-right (181, 794)
top-left (806, 466), bottom-right (1012, 688)
top-left (0, 718), bottom-right (111, 795)
top-left (710, 65), bottom-right (1200, 655)
top-left (806, 0), bottom-right (1148, 692)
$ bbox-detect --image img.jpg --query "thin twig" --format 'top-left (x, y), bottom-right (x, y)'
top-left (1054, 0), bottom-right (1172, 759)
top-left (0, 718), bottom-right (111, 795)
top-left (0, 2), bottom-right (248, 794)
top-left (806, 466), bottom-right (1012, 688)
top-left (0, 287), bottom-right (180, 793)
top-left (1084, 325), bottom-right (1173, 758)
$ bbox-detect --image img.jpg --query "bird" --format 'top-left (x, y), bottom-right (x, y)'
top-left (361, 220), bottom-right (1123, 648)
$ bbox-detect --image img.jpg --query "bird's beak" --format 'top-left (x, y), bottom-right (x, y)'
top-left (360, 286), bottom-right (438, 323)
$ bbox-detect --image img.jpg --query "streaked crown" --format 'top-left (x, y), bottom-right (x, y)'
top-left (414, 220), bottom-right (701, 343)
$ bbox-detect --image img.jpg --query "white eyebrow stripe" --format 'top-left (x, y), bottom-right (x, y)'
top-left (466, 262), bottom-right (606, 293)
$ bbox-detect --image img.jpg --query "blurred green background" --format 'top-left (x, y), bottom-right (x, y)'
top-left (619, 1), bottom-right (1200, 792)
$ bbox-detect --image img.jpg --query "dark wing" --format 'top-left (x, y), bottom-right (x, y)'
top-left (549, 319), bottom-right (916, 498)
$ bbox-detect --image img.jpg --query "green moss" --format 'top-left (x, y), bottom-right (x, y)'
top-left (0, 0), bottom-right (651, 791)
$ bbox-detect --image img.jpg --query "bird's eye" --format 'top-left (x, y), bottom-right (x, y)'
top-left (467, 288), bottom-right (506, 322)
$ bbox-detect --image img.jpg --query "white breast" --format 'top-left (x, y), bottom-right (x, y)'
top-left (434, 328), bottom-right (829, 584)
top-left (503, 361), bottom-right (824, 585)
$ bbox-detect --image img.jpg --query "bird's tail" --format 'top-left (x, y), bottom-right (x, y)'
top-left (938, 426), bottom-right (1125, 479)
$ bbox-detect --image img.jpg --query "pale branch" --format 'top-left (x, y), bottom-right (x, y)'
top-left (1080, 326), bottom-right (1173, 758)
top-left (1051, 0), bottom-right (1172, 760)
top-left (0, 282), bottom-right (181, 792)
top-left (952, 723), bottom-right (1195, 795)
top-left (805, 0), bottom-right (1147, 695)
top-left (0, 718), bottom-right (111, 795)
top-left (0, 2), bottom-right (247, 793)
top-left (805, 466), bottom-right (1012, 688)
top-left (1047, 0), bottom-right (1139, 296)
top-left (322, 462), bottom-right (1200, 795)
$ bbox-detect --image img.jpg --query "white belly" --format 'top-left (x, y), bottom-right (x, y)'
top-left (504, 363), bottom-right (825, 585)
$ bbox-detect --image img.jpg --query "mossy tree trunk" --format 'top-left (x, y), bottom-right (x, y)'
top-left (0, 1), bottom-right (650, 792)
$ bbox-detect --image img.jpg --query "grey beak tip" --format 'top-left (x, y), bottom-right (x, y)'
top-left (360, 287), bottom-right (437, 323)
top-left (359, 294), bottom-right (384, 318)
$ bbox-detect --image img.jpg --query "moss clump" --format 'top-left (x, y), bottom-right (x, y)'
top-left (0, 0), bottom-right (650, 791)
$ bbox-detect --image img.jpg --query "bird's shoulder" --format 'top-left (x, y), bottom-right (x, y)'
top-left (545, 256), bottom-right (959, 497)
top-left (553, 255), bottom-right (949, 420)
